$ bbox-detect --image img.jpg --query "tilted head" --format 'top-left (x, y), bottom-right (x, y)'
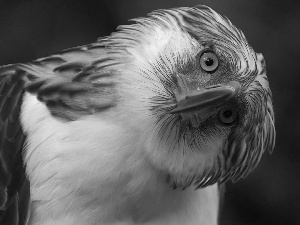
top-left (93, 5), bottom-right (276, 189)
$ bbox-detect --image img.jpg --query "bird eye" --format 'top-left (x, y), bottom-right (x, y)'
top-left (219, 108), bottom-right (237, 125)
top-left (199, 51), bottom-right (219, 72)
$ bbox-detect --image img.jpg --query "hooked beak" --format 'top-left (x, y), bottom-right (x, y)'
top-left (170, 80), bottom-right (241, 114)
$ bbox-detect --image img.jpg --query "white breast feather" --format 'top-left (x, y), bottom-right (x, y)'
top-left (21, 93), bottom-right (219, 225)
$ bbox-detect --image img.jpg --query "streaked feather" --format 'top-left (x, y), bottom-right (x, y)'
top-left (0, 5), bottom-right (275, 225)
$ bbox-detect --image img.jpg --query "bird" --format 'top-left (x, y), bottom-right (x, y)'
top-left (0, 5), bottom-right (275, 225)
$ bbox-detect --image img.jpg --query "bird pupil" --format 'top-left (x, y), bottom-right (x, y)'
top-left (205, 58), bottom-right (214, 66)
top-left (223, 110), bottom-right (232, 118)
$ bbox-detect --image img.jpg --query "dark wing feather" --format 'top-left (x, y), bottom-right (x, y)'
top-left (22, 43), bottom-right (117, 120)
top-left (0, 43), bottom-right (117, 224)
top-left (217, 183), bottom-right (226, 225)
top-left (0, 65), bottom-right (29, 225)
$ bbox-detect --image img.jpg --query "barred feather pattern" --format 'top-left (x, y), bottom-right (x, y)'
top-left (19, 44), bottom-right (119, 121)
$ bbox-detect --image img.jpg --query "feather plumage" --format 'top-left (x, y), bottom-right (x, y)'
top-left (0, 5), bottom-right (275, 225)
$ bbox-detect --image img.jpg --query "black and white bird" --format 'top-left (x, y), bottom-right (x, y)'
top-left (0, 5), bottom-right (275, 225)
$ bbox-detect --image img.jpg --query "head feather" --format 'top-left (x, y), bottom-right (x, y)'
top-left (95, 5), bottom-right (275, 188)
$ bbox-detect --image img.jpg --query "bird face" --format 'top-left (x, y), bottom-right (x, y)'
top-left (102, 6), bottom-right (275, 190)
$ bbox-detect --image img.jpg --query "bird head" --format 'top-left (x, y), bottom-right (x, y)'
top-left (97, 5), bottom-right (275, 190)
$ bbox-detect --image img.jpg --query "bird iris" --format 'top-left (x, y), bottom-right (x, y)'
top-left (219, 107), bottom-right (237, 124)
top-left (199, 51), bottom-right (219, 72)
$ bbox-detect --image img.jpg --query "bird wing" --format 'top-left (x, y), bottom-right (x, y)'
top-left (0, 42), bottom-right (113, 224)
top-left (0, 64), bottom-right (29, 225)
top-left (21, 43), bottom-right (117, 120)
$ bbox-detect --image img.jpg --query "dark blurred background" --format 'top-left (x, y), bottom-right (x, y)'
top-left (0, 0), bottom-right (299, 224)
